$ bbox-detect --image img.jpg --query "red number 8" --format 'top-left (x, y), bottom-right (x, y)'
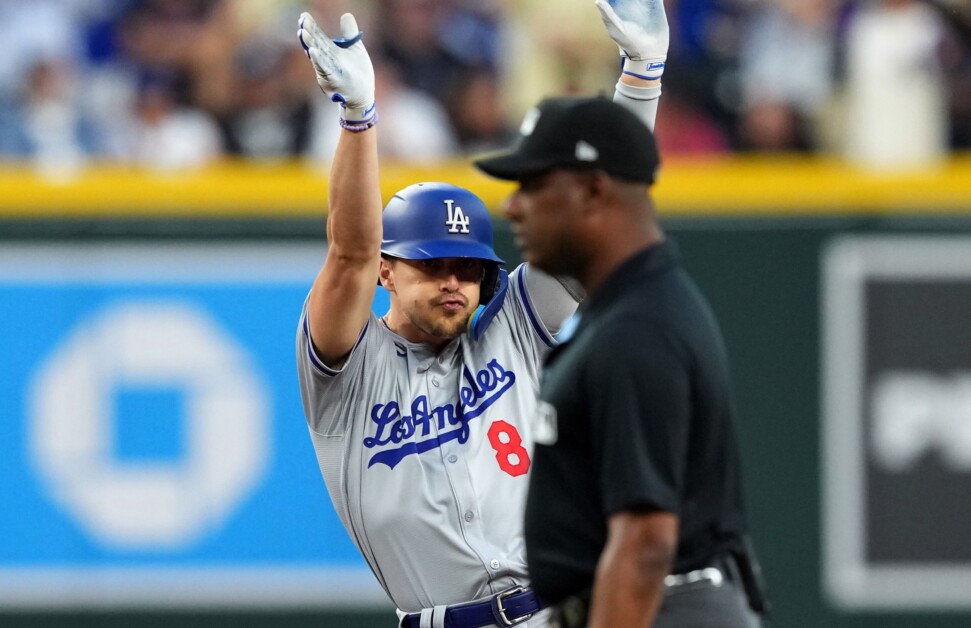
top-left (487, 420), bottom-right (531, 477)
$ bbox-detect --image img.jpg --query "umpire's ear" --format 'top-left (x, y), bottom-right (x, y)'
top-left (581, 169), bottom-right (615, 215)
top-left (597, 169), bottom-right (650, 212)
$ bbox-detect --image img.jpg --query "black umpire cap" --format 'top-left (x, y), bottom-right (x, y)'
top-left (474, 95), bottom-right (660, 185)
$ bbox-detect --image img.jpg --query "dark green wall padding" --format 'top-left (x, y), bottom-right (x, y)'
top-left (3, 212), bottom-right (971, 628)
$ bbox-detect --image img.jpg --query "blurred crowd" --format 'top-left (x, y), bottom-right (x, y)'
top-left (1, 0), bottom-right (970, 175)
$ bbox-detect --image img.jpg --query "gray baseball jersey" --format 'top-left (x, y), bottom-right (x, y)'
top-left (296, 264), bottom-right (574, 623)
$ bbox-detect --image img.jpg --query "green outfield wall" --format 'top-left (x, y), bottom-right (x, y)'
top-left (2, 159), bottom-right (970, 628)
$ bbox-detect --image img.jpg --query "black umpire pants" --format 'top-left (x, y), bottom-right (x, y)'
top-left (550, 555), bottom-right (765, 628)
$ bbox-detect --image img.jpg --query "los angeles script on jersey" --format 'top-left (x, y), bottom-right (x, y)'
top-left (364, 359), bottom-right (516, 469)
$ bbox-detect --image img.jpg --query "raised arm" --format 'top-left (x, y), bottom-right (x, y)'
top-left (596, 0), bottom-right (669, 131)
top-left (517, 0), bottom-right (669, 333)
top-left (298, 12), bottom-right (383, 367)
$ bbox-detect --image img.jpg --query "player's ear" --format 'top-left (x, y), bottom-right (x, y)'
top-left (378, 258), bottom-right (396, 292)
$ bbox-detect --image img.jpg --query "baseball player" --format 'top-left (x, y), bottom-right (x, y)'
top-left (294, 2), bottom-right (667, 626)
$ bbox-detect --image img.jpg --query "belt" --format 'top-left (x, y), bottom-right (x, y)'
top-left (552, 557), bottom-right (733, 628)
top-left (664, 565), bottom-right (725, 588)
top-left (401, 586), bottom-right (542, 628)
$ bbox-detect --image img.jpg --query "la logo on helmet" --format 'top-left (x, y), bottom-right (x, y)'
top-left (444, 200), bottom-right (471, 234)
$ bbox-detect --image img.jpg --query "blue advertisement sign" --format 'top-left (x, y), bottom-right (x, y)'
top-left (0, 243), bottom-right (391, 609)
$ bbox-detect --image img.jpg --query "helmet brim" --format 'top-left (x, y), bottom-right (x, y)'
top-left (380, 239), bottom-right (505, 265)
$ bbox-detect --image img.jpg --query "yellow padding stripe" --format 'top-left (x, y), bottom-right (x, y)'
top-left (1, 155), bottom-right (970, 218)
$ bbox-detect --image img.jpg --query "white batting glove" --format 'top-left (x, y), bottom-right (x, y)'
top-left (595, 0), bottom-right (669, 81)
top-left (298, 12), bottom-right (376, 130)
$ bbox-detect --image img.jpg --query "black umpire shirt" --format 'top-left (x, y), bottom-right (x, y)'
top-left (524, 240), bottom-right (750, 606)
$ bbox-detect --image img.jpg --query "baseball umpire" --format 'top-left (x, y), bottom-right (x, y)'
top-left (293, 1), bottom-right (668, 627)
top-left (475, 94), bottom-right (769, 628)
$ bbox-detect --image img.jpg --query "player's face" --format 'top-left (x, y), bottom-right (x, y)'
top-left (386, 257), bottom-right (484, 344)
top-left (504, 169), bottom-right (589, 277)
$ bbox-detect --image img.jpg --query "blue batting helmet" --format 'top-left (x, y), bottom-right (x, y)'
top-left (381, 182), bottom-right (508, 339)
top-left (381, 182), bottom-right (505, 265)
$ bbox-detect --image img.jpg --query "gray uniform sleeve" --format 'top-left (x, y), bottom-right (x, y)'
top-left (613, 81), bottom-right (662, 131)
top-left (517, 264), bottom-right (582, 337)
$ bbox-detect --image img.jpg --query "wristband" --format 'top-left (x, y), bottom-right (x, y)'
top-left (339, 113), bottom-right (378, 132)
top-left (339, 102), bottom-right (377, 132)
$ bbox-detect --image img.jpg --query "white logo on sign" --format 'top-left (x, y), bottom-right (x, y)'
top-left (444, 199), bottom-right (471, 234)
top-left (871, 371), bottom-right (971, 471)
top-left (28, 301), bottom-right (270, 550)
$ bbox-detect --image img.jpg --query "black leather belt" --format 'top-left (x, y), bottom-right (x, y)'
top-left (401, 586), bottom-right (542, 628)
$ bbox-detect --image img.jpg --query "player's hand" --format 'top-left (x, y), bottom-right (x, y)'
top-left (298, 12), bottom-right (376, 124)
top-left (595, 0), bottom-right (669, 82)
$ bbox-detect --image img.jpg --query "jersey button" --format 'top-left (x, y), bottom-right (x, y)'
top-left (464, 511), bottom-right (474, 522)
top-left (490, 560), bottom-right (500, 570)
top-left (432, 378), bottom-right (440, 387)
top-left (447, 454), bottom-right (458, 463)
